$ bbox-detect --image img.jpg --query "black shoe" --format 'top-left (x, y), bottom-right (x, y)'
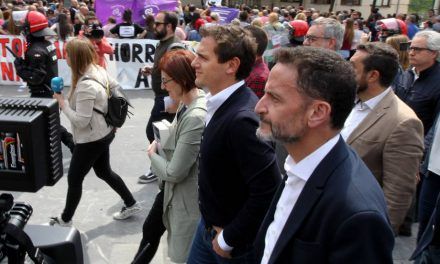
top-left (398, 224), bottom-right (412, 237)
top-left (138, 172), bottom-right (158, 184)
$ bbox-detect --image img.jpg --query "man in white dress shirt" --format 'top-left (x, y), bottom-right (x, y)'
top-left (186, 25), bottom-right (280, 264)
top-left (253, 46), bottom-right (394, 263)
top-left (343, 42), bottom-right (424, 234)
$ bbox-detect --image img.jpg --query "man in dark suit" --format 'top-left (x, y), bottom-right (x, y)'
top-left (187, 25), bottom-right (281, 263)
top-left (254, 46), bottom-right (395, 263)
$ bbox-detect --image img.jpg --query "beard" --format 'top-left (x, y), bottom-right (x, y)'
top-left (357, 82), bottom-right (368, 94)
top-left (256, 119), bottom-right (302, 144)
top-left (155, 27), bottom-right (167, 40)
top-left (356, 74), bottom-right (368, 94)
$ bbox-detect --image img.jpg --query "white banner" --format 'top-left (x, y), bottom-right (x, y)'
top-left (0, 35), bottom-right (163, 90)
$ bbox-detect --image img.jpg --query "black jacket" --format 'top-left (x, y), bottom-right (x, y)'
top-left (14, 36), bottom-right (58, 98)
top-left (394, 62), bottom-right (440, 137)
top-left (198, 85), bottom-right (281, 250)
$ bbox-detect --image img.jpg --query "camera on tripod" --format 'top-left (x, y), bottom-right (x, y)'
top-left (0, 97), bottom-right (83, 264)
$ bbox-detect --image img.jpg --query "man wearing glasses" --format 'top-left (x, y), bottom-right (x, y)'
top-left (139, 11), bottom-right (179, 184)
top-left (303, 17), bottom-right (344, 51)
top-left (396, 31), bottom-right (440, 242)
top-left (272, 17), bottom-right (345, 174)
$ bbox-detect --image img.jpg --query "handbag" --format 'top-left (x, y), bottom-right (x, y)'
top-left (82, 76), bottom-right (133, 128)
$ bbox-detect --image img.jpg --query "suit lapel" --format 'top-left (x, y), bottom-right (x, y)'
top-left (205, 85), bottom-right (247, 129)
top-left (268, 138), bottom-right (349, 264)
top-left (347, 91), bottom-right (394, 145)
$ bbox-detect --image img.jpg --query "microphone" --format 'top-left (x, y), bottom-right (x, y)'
top-left (51, 77), bottom-right (64, 94)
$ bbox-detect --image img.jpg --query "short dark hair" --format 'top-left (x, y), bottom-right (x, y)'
top-left (245, 25), bottom-right (268, 57)
top-left (161, 11), bottom-right (178, 32)
top-left (274, 47), bottom-right (357, 129)
top-left (159, 50), bottom-right (196, 93)
top-left (123, 9), bottom-right (132, 23)
top-left (356, 42), bottom-right (399, 88)
top-left (239, 11), bottom-right (249, 22)
top-left (200, 25), bottom-right (257, 80)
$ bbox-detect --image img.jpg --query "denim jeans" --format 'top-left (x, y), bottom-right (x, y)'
top-left (187, 219), bottom-right (255, 264)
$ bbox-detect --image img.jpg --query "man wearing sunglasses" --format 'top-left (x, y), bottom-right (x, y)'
top-left (139, 11), bottom-right (179, 184)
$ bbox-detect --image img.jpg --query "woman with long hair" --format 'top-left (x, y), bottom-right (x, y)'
top-left (51, 13), bottom-right (74, 41)
top-left (51, 38), bottom-right (140, 226)
top-left (350, 19), bottom-right (364, 56)
top-left (133, 49), bottom-right (206, 264)
top-left (386, 34), bottom-right (410, 70)
top-left (341, 18), bottom-right (355, 59)
top-left (386, 34), bottom-right (411, 97)
top-left (6, 9), bottom-right (21, 35)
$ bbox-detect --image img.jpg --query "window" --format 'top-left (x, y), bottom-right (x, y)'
top-left (377, 0), bottom-right (390, 6)
top-left (341, 0), bottom-right (361, 5)
top-left (311, 0), bottom-right (331, 4)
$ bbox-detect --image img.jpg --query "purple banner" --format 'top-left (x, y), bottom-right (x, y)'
top-left (95, 0), bottom-right (177, 26)
top-left (95, 0), bottom-right (137, 24)
top-left (209, 7), bottom-right (239, 24)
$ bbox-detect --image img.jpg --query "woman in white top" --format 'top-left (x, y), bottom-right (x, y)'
top-left (51, 38), bottom-right (140, 226)
top-left (351, 19), bottom-right (365, 56)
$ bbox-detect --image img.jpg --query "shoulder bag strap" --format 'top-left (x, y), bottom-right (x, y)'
top-left (81, 76), bottom-right (110, 116)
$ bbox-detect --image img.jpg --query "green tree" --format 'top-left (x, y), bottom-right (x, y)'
top-left (409, 0), bottom-right (434, 17)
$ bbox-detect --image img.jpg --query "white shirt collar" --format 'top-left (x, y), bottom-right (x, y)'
top-left (284, 134), bottom-right (340, 183)
top-left (358, 87), bottom-right (391, 111)
top-left (205, 80), bottom-right (244, 125)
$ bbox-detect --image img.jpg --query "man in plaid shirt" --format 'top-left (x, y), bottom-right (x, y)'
top-left (245, 26), bottom-right (270, 99)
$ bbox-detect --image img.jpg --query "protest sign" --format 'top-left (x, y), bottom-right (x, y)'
top-left (0, 35), bottom-right (198, 90)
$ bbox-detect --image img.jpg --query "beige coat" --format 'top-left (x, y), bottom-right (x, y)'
top-left (347, 90), bottom-right (424, 233)
top-left (150, 90), bottom-right (206, 263)
top-left (63, 65), bottom-right (115, 144)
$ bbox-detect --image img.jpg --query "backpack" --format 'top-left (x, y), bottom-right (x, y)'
top-left (82, 76), bottom-right (133, 128)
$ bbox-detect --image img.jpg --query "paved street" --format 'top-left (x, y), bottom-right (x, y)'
top-left (1, 85), bottom-right (416, 263)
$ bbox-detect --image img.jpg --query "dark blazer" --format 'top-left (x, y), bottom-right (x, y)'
top-left (198, 85), bottom-right (281, 250)
top-left (254, 138), bottom-right (395, 264)
top-left (411, 185), bottom-right (440, 261)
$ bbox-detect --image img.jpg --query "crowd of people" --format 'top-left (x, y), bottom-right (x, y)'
top-left (3, 0), bottom-right (440, 263)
